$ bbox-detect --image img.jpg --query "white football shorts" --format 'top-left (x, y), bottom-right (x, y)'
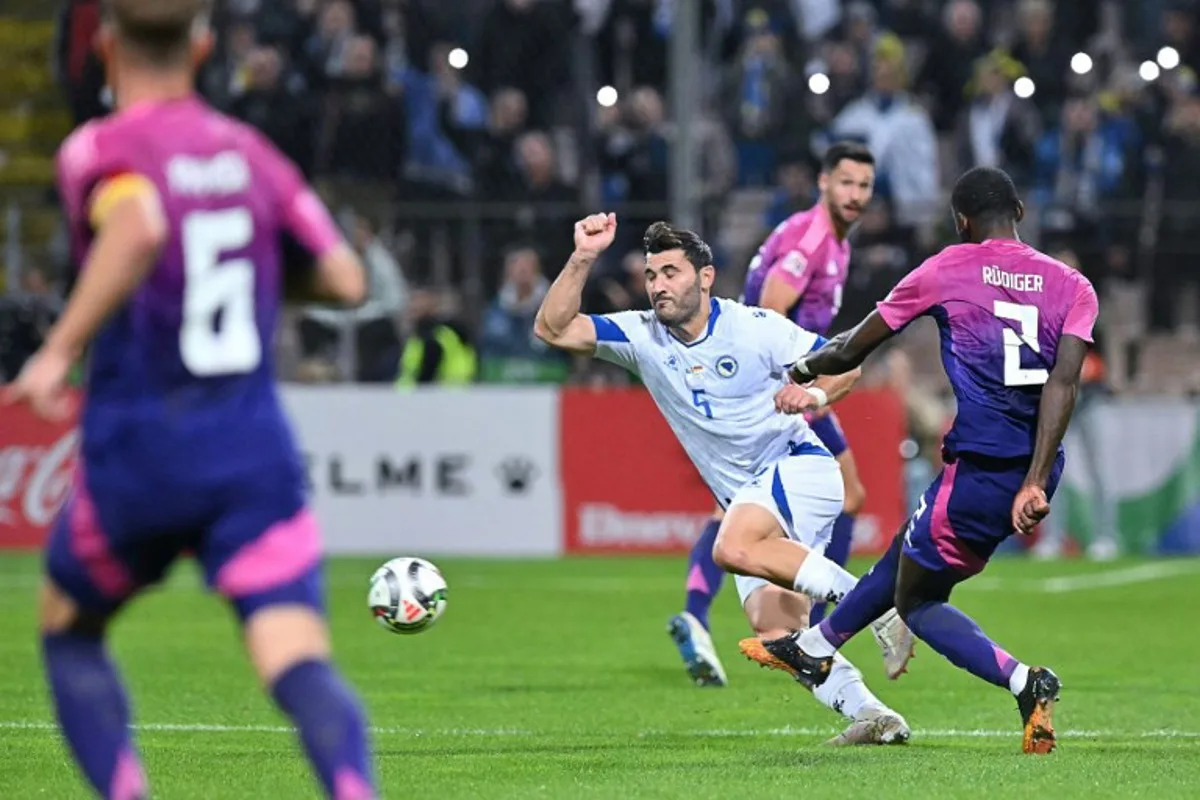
top-left (727, 450), bottom-right (845, 605)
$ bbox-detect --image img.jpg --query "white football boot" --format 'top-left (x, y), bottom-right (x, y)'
top-left (667, 611), bottom-right (728, 687)
top-left (826, 705), bottom-right (911, 746)
top-left (869, 608), bottom-right (915, 680)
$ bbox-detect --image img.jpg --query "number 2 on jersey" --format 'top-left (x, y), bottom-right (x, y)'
top-left (993, 301), bottom-right (1048, 387)
top-left (180, 208), bottom-right (262, 376)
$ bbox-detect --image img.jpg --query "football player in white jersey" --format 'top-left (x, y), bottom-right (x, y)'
top-left (534, 213), bottom-right (909, 745)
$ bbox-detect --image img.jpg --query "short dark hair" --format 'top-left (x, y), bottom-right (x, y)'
top-left (643, 222), bottom-right (714, 269)
top-left (105, 0), bottom-right (212, 65)
top-left (950, 166), bottom-right (1021, 224)
top-left (821, 141), bottom-right (875, 173)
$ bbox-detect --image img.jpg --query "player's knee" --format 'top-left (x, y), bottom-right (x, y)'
top-left (38, 580), bottom-right (107, 637)
top-left (893, 588), bottom-right (923, 622)
top-left (711, 534), bottom-right (749, 574)
top-left (243, 604), bottom-right (332, 686)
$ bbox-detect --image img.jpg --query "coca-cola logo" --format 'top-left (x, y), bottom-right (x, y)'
top-left (0, 431), bottom-right (79, 528)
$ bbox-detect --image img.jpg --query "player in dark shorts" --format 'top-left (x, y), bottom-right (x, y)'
top-left (738, 166), bottom-right (1100, 755)
top-left (3, 1), bottom-right (378, 797)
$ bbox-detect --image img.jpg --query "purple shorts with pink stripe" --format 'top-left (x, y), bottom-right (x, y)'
top-left (902, 450), bottom-right (1065, 576)
top-left (45, 458), bottom-right (324, 621)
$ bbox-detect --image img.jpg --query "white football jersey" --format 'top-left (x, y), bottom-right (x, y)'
top-left (590, 297), bottom-right (830, 506)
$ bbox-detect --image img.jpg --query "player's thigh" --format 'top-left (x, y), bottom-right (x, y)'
top-left (741, 454), bottom-right (844, 548)
top-left (739, 580), bottom-right (811, 638)
top-left (835, 449), bottom-right (866, 514)
top-left (42, 468), bottom-right (185, 631)
top-left (198, 491), bottom-right (329, 683)
top-left (900, 454), bottom-right (1038, 578)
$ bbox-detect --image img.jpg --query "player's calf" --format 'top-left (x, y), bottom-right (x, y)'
top-left (39, 579), bottom-right (148, 800)
top-left (742, 583), bottom-right (810, 640)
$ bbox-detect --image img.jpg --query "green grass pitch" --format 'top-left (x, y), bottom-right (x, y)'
top-left (2, 554), bottom-right (1199, 798)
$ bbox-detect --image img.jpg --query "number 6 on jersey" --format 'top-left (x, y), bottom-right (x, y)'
top-left (180, 208), bottom-right (262, 376)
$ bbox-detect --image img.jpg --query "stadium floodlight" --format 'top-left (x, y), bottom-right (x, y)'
top-left (1140, 60), bottom-right (1161, 82)
top-left (1014, 77), bottom-right (1036, 98)
top-left (596, 85), bottom-right (619, 107)
top-left (808, 72), bottom-right (831, 95)
top-left (1158, 46), bottom-right (1181, 70)
top-left (1070, 52), bottom-right (1093, 75)
top-left (448, 48), bottom-right (469, 69)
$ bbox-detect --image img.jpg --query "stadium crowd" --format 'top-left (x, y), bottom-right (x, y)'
top-left (3, 0), bottom-right (1199, 403)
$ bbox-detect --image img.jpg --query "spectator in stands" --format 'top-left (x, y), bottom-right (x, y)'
top-left (720, 8), bottom-right (810, 186)
top-left (54, 0), bottom-right (107, 125)
top-left (497, 132), bottom-right (578, 272)
top-left (828, 34), bottom-right (939, 227)
top-left (588, 249), bottom-right (654, 316)
top-left (1009, 0), bottom-right (1071, 125)
top-left (299, 0), bottom-right (358, 86)
top-left (478, 247), bottom-right (569, 383)
top-left (599, 86), bottom-right (669, 249)
top-left (396, 289), bottom-right (477, 386)
top-left (471, 0), bottom-right (574, 127)
top-left (916, 0), bottom-right (988, 132)
top-left (472, 88), bottom-right (529, 199)
top-left (300, 214), bottom-right (408, 383)
top-left (763, 159), bottom-right (817, 229)
top-left (1153, 89), bottom-right (1200, 333)
top-left (955, 50), bottom-right (1041, 184)
top-left (836, 199), bottom-right (915, 328)
top-left (1032, 95), bottom-right (1141, 271)
top-left (0, 267), bottom-right (60, 383)
top-left (316, 35), bottom-right (407, 182)
top-left (397, 41), bottom-right (487, 195)
top-left (230, 46), bottom-right (315, 174)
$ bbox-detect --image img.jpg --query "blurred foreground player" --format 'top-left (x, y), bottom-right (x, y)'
top-left (535, 214), bottom-right (910, 745)
top-left (668, 142), bottom-right (913, 688)
top-left (2, 2), bottom-right (378, 797)
top-left (739, 167), bottom-right (1100, 755)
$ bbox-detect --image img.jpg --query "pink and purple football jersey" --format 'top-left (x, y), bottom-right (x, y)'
top-left (56, 96), bottom-right (340, 415)
top-left (48, 96), bottom-right (343, 617)
top-left (742, 204), bottom-right (850, 336)
top-left (876, 239), bottom-right (1099, 460)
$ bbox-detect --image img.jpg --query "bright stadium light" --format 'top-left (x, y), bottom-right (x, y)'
top-left (1140, 60), bottom-right (1162, 82)
top-left (596, 85), bottom-right (619, 107)
top-left (448, 48), bottom-right (469, 69)
top-left (808, 72), bottom-right (831, 95)
top-left (1158, 46), bottom-right (1181, 70)
top-left (1014, 77), bottom-right (1036, 98)
top-left (1070, 52), bottom-right (1093, 75)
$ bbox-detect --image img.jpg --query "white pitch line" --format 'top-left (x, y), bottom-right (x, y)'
top-left (2, 720), bottom-right (1198, 740)
top-left (1036, 561), bottom-right (1200, 593)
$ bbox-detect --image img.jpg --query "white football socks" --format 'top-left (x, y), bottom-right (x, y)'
top-left (792, 552), bottom-right (857, 605)
top-left (812, 654), bottom-right (882, 721)
top-left (797, 624), bottom-right (837, 657)
top-left (1008, 663), bottom-right (1030, 696)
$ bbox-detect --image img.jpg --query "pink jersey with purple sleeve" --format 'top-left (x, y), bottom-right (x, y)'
top-left (56, 97), bottom-right (342, 419)
top-left (876, 239), bottom-right (1098, 459)
top-left (741, 205), bottom-right (850, 335)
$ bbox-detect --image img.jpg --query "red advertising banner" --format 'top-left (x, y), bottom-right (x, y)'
top-left (560, 387), bottom-right (906, 555)
top-left (0, 399), bottom-right (79, 549)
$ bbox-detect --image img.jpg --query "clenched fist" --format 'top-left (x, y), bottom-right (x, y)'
top-left (574, 213), bottom-right (617, 257)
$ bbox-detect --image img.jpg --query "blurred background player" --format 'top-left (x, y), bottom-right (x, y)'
top-left (740, 166), bottom-right (1099, 756)
top-left (1, 1), bottom-right (378, 797)
top-left (668, 141), bottom-right (912, 688)
top-left (535, 214), bottom-right (910, 745)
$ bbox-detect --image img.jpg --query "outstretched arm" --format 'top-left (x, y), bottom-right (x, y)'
top-left (789, 312), bottom-right (896, 382)
top-left (532, 213), bottom-right (617, 355)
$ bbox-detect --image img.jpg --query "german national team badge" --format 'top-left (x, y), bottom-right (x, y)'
top-left (715, 356), bottom-right (738, 378)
